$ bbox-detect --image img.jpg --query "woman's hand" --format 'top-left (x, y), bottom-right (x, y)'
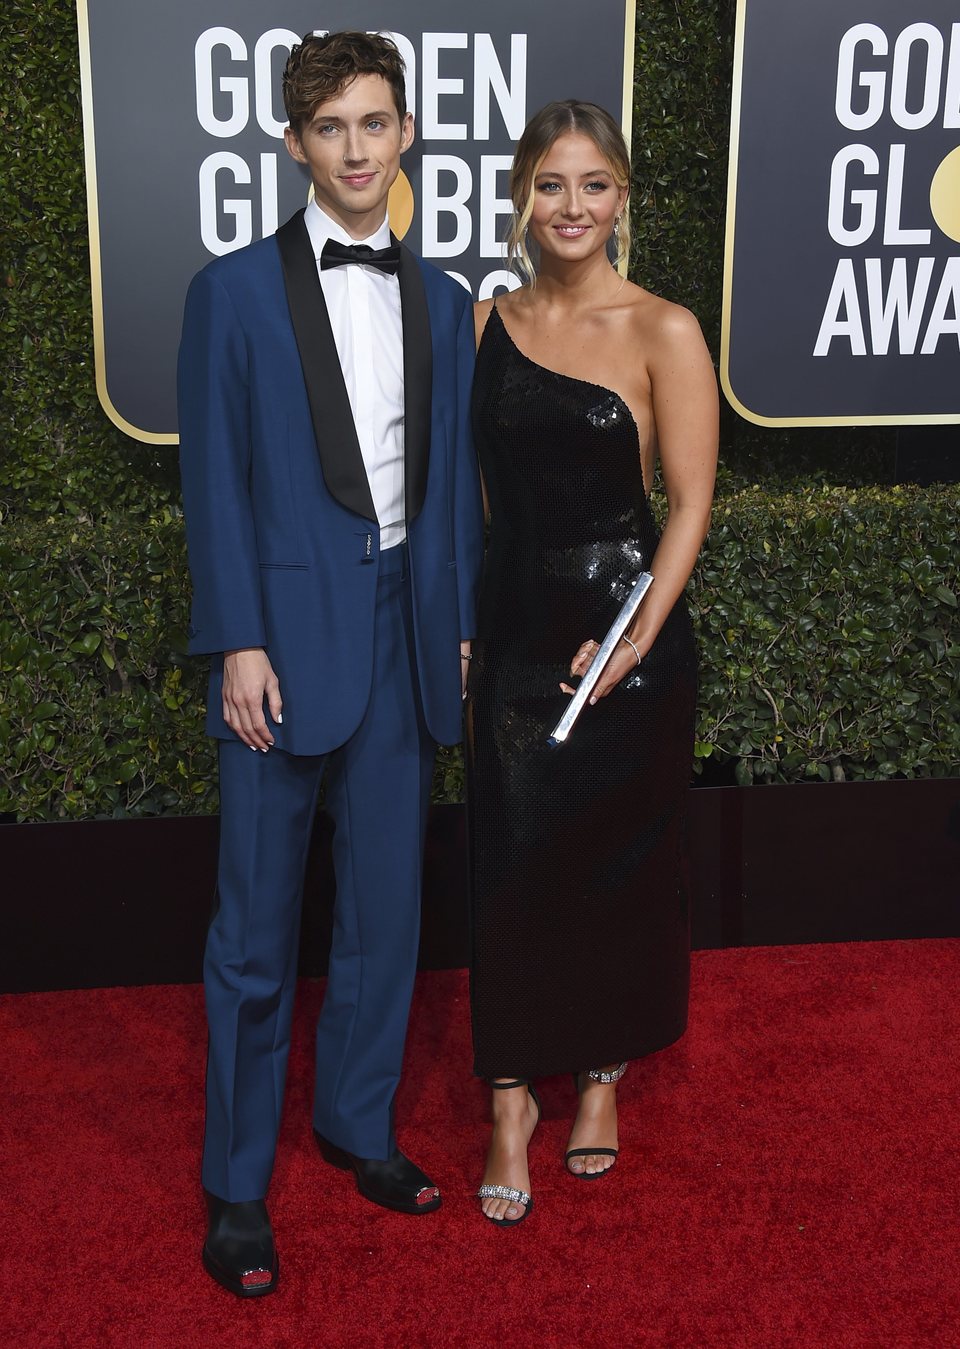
top-left (560, 636), bottom-right (641, 703)
top-left (460, 640), bottom-right (473, 699)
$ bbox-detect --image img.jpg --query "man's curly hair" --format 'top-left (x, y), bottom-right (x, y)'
top-left (283, 31), bottom-right (407, 134)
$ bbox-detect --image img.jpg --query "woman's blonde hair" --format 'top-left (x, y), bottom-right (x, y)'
top-left (505, 100), bottom-right (631, 285)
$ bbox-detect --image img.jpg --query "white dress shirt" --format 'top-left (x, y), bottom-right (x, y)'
top-left (304, 200), bottom-right (406, 550)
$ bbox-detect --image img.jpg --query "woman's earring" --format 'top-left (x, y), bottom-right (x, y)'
top-left (613, 214), bottom-right (622, 252)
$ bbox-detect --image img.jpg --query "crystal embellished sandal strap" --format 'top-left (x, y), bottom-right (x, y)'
top-left (477, 1183), bottom-right (532, 1207)
top-left (586, 1062), bottom-right (628, 1084)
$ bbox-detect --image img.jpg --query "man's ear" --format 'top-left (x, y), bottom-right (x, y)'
top-left (284, 126), bottom-right (306, 164)
top-left (399, 112), bottom-right (415, 154)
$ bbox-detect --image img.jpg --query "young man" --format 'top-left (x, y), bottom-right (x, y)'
top-left (178, 32), bottom-right (483, 1297)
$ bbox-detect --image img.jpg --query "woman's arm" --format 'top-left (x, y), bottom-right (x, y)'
top-left (472, 299), bottom-right (494, 523)
top-left (633, 303), bottom-right (719, 642)
top-left (473, 296), bottom-right (496, 349)
top-left (570, 303), bottom-right (718, 700)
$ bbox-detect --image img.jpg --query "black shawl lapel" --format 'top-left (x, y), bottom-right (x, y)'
top-left (396, 242), bottom-right (432, 523)
top-left (276, 210), bottom-right (377, 522)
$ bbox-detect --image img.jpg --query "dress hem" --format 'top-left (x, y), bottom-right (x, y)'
top-left (471, 1014), bottom-right (689, 1083)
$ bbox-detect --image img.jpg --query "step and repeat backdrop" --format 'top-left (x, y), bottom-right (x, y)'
top-left (77, 2), bottom-right (636, 442)
top-left (723, 2), bottom-right (960, 426)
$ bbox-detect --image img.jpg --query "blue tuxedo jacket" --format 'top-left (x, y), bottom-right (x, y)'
top-left (178, 210), bottom-right (484, 753)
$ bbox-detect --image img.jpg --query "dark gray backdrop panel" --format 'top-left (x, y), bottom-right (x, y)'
top-left (81, 1), bottom-right (632, 438)
top-left (725, 1), bottom-right (960, 424)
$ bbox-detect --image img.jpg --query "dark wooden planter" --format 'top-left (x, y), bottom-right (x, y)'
top-left (3, 780), bottom-right (959, 994)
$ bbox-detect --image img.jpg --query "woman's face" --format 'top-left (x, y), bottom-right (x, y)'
top-left (527, 131), bottom-right (627, 266)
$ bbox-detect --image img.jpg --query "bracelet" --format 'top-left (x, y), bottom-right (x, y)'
top-left (460, 652), bottom-right (473, 661)
top-left (621, 635), bottom-right (641, 666)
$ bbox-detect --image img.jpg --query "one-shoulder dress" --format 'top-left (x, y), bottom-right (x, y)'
top-left (466, 305), bottom-right (698, 1080)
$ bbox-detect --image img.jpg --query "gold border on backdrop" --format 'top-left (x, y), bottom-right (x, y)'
top-left (620, 0), bottom-right (637, 279)
top-left (78, 2), bottom-right (640, 444)
top-left (76, 0), bottom-right (176, 444)
top-left (720, 0), bottom-right (960, 427)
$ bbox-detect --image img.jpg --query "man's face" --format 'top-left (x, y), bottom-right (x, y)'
top-left (284, 73), bottom-right (414, 239)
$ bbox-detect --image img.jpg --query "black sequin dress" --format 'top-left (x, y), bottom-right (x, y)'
top-left (466, 306), bottom-right (698, 1080)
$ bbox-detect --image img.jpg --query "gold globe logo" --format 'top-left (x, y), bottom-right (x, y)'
top-left (930, 146), bottom-right (960, 245)
top-left (387, 170), bottom-right (415, 239)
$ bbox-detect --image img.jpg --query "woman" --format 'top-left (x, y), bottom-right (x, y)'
top-left (466, 101), bottom-right (719, 1225)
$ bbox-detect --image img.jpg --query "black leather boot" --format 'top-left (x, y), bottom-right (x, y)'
top-left (314, 1132), bottom-right (442, 1214)
top-left (202, 1191), bottom-right (278, 1297)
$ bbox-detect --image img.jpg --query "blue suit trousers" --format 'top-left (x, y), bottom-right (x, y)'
top-left (201, 544), bottom-right (435, 1202)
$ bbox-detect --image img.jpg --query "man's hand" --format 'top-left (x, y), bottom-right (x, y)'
top-left (222, 648), bottom-right (282, 750)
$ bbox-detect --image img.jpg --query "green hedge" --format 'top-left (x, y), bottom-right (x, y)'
top-left (1, 3), bottom-right (181, 528)
top-left (693, 486), bottom-right (959, 785)
top-left (0, 511), bottom-right (465, 820)
top-left (2, 1), bottom-right (952, 823)
top-left (1, 513), bottom-right (213, 820)
top-left (1, 0), bottom-right (897, 531)
top-left (4, 485), bottom-right (957, 820)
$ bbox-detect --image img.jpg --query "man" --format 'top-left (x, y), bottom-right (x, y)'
top-left (178, 31), bottom-right (483, 1298)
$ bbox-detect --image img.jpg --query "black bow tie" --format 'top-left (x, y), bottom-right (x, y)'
top-left (320, 238), bottom-right (401, 275)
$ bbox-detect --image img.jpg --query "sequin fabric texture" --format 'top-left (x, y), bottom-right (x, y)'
top-left (466, 306), bottom-right (698, 1080)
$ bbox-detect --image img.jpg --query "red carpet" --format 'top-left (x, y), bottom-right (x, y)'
top-left (3, 940), bottom-right (958, 1348)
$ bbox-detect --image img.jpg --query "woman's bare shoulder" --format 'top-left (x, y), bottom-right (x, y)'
top-left (474, 286), bottom-right (533, 343)
top-left (619, 289), bottom-right (705, 366)
top-left (473, 296), bottom-right (496, 347)
top-left (620, 283), bottom-right (699, 332)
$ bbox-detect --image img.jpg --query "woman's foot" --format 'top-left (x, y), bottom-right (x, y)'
top-left (478, 1079), bottom-right (540, 1222)
top-left (564, 1065), bottom-right (624, 1178)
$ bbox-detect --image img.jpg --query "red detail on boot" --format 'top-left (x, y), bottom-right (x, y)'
top-left (240, 1269), bottom-right (274, 1288)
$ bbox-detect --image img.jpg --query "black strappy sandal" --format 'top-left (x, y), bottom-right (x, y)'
top-left (477, 1078), bottom-right (542, 1226)
top-left (564, 1062), bottom-right (627, 1180)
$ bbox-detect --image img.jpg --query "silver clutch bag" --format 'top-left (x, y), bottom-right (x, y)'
top-left (547, 572), bottom-right (654, 746)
